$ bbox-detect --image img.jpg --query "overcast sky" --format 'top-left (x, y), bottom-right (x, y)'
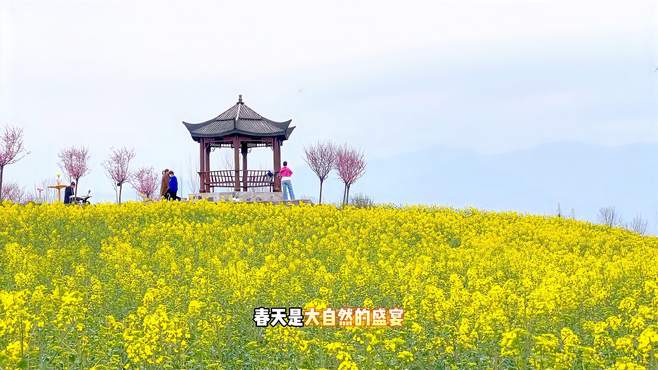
top-left (0, 0), bottom-right (657, 207)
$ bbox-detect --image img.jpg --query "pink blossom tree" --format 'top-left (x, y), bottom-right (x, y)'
top-left (335, 145), bottom-right (366, 206)
top-left (131, 167), bottom-right (159, 200)
top-left (102, 147), bottom-right (136, 203)
top-left (58, 146), bottom-right (91, 198)
top-left (0, 125), bottom-right (28, 201)
top-left (0, 182), bottom-right (25, 203)
top-left (304, 141), bottom-right (337, 204)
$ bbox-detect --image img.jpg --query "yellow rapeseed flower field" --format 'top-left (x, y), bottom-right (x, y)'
top-left (1, 201), bottom-right (657, 369)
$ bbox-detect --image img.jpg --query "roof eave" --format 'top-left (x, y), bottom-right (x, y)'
top-left (188, 129), bottom-right (292, 140)
top-left (284, 126), bottom-right (295, 139)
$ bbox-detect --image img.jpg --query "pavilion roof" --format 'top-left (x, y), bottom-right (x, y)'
top-left (183, 95), bottom-right (294, 141)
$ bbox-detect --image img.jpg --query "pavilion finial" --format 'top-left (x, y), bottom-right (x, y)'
top-left (238, 94), bottom-right (243, 104)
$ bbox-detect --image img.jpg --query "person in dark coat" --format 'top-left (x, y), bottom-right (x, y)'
top-left (167, 171), bottom-right (181, 201)
top-left (63, 181), bottom-right (75, 204)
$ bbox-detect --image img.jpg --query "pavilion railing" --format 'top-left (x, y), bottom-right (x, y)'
top-left (198, 170), bottom-right (275, 192)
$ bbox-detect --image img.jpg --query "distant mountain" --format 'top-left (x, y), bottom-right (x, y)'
top-left (296, 142), bottom-right (658, 234)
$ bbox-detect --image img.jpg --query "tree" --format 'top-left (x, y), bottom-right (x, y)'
top-left (627, 214), bottom-right (648, 235)
top-left (36, 177), bottom-right (56, 204)
top-left (0, 125), bottom-right (28, 201)
top-left (103, 147), bottom-right (135, 203)
top-left (187, 153), bottom-right (200, 195)
top-left (598, 206), bottom-right (621, 227)
top-left (0, 182), bottom-right (25, 203)
top-left (58, 146), bottom-right (91, 198)
top-left (131, 167), bottom-right (159, 200)
top-left (350, 193), bottom-right (374, 208)
top-left (335, 145), bottom-right (366, 206)
top-left (304, 141), bottom-right (336, 204)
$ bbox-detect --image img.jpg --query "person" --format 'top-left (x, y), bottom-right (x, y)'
top-left (160, 169), bottom-right (170, 200)
top-left (279, 161), bottom-right (295, 201)
top-left (63, 181), bottom-right (75, 204)
top-left (167, 170), bottom-right (181, 201)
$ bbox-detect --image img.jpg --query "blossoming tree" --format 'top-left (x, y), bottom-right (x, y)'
top-left (58, 146), bottom-right (91, 198)
top-left (335, 145), bottom-right (366, 206)
top-left (0, 125), bottom-right (28, 200)
top-left (0, 182), bottom-right (25, 203)
top-left (102, 147), bottom-right (136, 204)
top-left (131, 167), bottom-right (159, 200)
top-left (304, 141), bottom-right (336, 204)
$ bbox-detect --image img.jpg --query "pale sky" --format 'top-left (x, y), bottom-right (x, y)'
top-left (0, 0), bottom-right (657, 209)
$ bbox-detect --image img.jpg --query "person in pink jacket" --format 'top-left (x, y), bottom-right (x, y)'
top-left (279, 161), bottom-right (295, 201)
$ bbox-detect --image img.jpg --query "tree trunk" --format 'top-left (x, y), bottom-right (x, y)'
top-left (318, 179), bottom-right (324, 205)
top-left (346, 184), bottom-right (351, 206)
top-left (118, 183), bottom-right (123, 204)
top-left (74, 177), bottom-right (79, 198)
top-left (0, 166), bottom-right (4, 201)
top-left (340, 185), bottom-right (347, 207)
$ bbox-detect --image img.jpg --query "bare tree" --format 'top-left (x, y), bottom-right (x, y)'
top-left (0, 125), bottom-right (28, 200)
top-left (23, 192), bottom-right (36, 204)
top-left (58, 146), bottom-right (91, 198)
top-left (131, 167), bottom-right (159, 200)
top-left (102, 147), bottom-right (135, 203)
top-left (627, 214), bottom-right (648, 235)
top-left (335, 144), bottom-right (366, 206)
top-left (350, 193), bottom-right (374, 208)
top-left (220, 151), bottom-right (233, 170)
top-left (304, 141), bottom-right (336, 204)
top-left (187, 153), bottom-right (200, 194)
top-left (37, 177), bottom-right (55, 203)
top-left (598, 206), bottom-right (622, 227)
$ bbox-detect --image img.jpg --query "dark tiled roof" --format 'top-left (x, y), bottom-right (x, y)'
top-left (183, 96), bottom-right (294, 140)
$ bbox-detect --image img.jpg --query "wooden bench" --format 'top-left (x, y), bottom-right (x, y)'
top-left (199, 170), bottom-right (274, 192)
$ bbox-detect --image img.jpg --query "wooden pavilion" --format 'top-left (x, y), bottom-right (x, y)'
top-left (183, 95), bottom-right (294, 193)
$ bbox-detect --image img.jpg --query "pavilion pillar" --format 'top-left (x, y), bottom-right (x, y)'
top-left (205, 143), bottom-right (211, 171)
top-left (199, 138), bottom-right (206, 193)
top-left (204, 142), bottom-right (211, 193)
top-left (241, 142), bottom-right (248, 191)
top-left (233, 137), bottom-right (241, 192)
top-left (273, 138), bottom-right (281, 192)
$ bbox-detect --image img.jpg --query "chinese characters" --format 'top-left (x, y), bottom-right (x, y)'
top-left (253, 307), bottom-right (404, 328)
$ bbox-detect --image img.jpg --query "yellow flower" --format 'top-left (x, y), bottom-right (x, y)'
top-left (397, 350), bottom-right (414, 362)
top-left (638, 326), bottom-right (658, 353)
top-left (1, 201), bottom-right (657, 368)
top-left (187, 300), bottom-right (206, 316)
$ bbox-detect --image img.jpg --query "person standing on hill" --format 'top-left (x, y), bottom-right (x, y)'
top-left (160, 169), bottom-right (170, 200)
top-left (280, 161), bottom-right (295, 201)
top-left (167, 170), bottom-right (181, 201)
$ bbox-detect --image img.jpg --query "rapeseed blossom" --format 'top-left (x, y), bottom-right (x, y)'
top-left (0, 201), bottom-right (657, 368)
